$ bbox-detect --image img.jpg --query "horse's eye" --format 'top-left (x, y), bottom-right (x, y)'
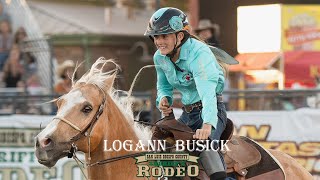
top-left (82, 105), bottom-right (92, 114)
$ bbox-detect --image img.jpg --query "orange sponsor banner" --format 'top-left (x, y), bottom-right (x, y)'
top-left (285, 28), bottom-right (320, 45)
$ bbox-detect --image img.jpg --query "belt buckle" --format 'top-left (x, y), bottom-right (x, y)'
top-left (184, 105), bottom-right (193, 113)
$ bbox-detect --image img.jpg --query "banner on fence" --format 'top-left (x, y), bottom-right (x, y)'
top-left (174, 108), bottom-right (320, 178)
top-left (0, 115), bottom-right (85, 180)
top-left (0, 109), bottom-right (319, 179)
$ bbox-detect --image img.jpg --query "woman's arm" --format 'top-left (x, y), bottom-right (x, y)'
top-left (189, 49), bottom-right (221, 129)
top-left (154, 56), bottom-right (174, 108)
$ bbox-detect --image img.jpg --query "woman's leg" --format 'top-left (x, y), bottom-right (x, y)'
top-left (200, 115), bottom-right (227, 180)
top-left (203, 102), bottom-right (229, 180)
top-left (199, 149), bottom-right (227, 180)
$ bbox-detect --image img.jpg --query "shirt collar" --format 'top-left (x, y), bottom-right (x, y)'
top-left (177, 38), bottom-right (191, 62)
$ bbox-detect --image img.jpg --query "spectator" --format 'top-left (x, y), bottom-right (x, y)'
top-left (26, 74), bottom-right (42, 95)
top-left (0, 20), bottom-right (13, 70)
top-left (54, 60), bottom-right (75, 95)
top-left (14, 27), bottom-right (27, 44)
top-left (24, 54), bottom-right (37, 78)
top-left (2, 45), bottom-right (24, 87)
top-left (195, 19), bottom-right (221, 47)
top-left (14, 27), bottom-right (37, 78)
top-left (0, 3), bottom-right (10, 23)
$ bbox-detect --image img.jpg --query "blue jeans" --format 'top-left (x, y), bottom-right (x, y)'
top-left (178, 101), bottom-right (227, 140)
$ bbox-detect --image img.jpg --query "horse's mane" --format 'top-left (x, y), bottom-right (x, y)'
top-left (74, 57), bottom-right (151, 141)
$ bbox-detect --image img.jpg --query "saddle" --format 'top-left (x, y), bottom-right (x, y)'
top-left (152, 117), bottom-right (285, 180)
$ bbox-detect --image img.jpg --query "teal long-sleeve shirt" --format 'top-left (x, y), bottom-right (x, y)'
top-left (154, 38), bottom-right (225, 129)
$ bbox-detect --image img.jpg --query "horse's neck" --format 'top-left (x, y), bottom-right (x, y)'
top-left (86, 98), bottom-right (140, 179)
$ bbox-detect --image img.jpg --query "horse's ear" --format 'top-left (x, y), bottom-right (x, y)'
top-left (104, 73), bottom-right (116, 92)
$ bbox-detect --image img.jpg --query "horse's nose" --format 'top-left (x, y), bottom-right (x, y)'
top-left (36, 136), bottom-right (54, 149)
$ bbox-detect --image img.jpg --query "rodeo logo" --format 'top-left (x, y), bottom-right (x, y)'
top-left (135, 153), bottom-right (200, 178)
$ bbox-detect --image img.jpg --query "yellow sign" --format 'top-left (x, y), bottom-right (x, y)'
top-left (282, 5), bottom-right (320, 51)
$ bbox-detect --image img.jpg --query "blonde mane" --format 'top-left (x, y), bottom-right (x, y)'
top-left (73, 57), bottom-right (151, 141)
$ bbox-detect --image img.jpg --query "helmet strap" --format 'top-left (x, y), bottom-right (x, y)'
top-left (166, 32), bottom-right (190, 72)
top-left (166, 33), bottom-right (179, 59)
top-left (166, 32), bottom-right (190, 59)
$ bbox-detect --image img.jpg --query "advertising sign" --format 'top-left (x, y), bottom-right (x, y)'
top-left (282, 5), bottom-right (320, 51)
top-left (174, 108), bottom-right (320, 179)
top-left (0, 115), bottom-right (86, 180)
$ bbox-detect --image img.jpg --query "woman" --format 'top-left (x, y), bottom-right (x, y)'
top-left (14, 27), bottom-right (37, 78)
top-left (2, 45), bottom-right (24, 88)
top-left (145, 7), bottom-right (230, 180)
top-left (14, 27), bottom-right (27, 44)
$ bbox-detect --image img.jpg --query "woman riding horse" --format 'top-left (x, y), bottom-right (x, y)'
top-left (144, 7), bottom-right (230, 180)
top-left (34, 58), bottom-right (313, 179)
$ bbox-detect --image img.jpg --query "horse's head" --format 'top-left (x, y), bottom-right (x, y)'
top-left (35, 58), bottom-right (119, 167)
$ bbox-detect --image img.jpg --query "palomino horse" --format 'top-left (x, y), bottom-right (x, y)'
top-left (35, 58), bottom-right (313, 180)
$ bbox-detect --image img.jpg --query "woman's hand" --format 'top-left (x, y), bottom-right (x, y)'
top-left (193, 123), bottom-right (212, 140)
top-left (159, 97), bottom-right (173, 117)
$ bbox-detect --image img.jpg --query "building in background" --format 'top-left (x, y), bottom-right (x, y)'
top-left (231, 4), bottom-right (320, 89)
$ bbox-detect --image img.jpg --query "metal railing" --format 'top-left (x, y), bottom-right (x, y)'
top-left (173, 89), bottom-right (320, 111)
top-left (0, 89), bottom-right (320, 116)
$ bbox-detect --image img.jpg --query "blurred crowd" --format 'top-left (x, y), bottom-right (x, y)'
top-left (0, 2), bottom-right (40, 92)
top-left (0, 2), bottom-right (44, 114)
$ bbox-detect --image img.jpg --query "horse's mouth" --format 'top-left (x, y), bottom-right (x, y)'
top-left (37, 158), bottom-right (56, 168)
top-left (36, 147), bottom-right (69, 168)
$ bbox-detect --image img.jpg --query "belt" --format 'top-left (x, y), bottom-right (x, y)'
top-left (183, 101), bottom-right (202, 113)
top-left (183, 95), bottom-right (223, 113)
top-left (217, 95), bottom-right (223, 102)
